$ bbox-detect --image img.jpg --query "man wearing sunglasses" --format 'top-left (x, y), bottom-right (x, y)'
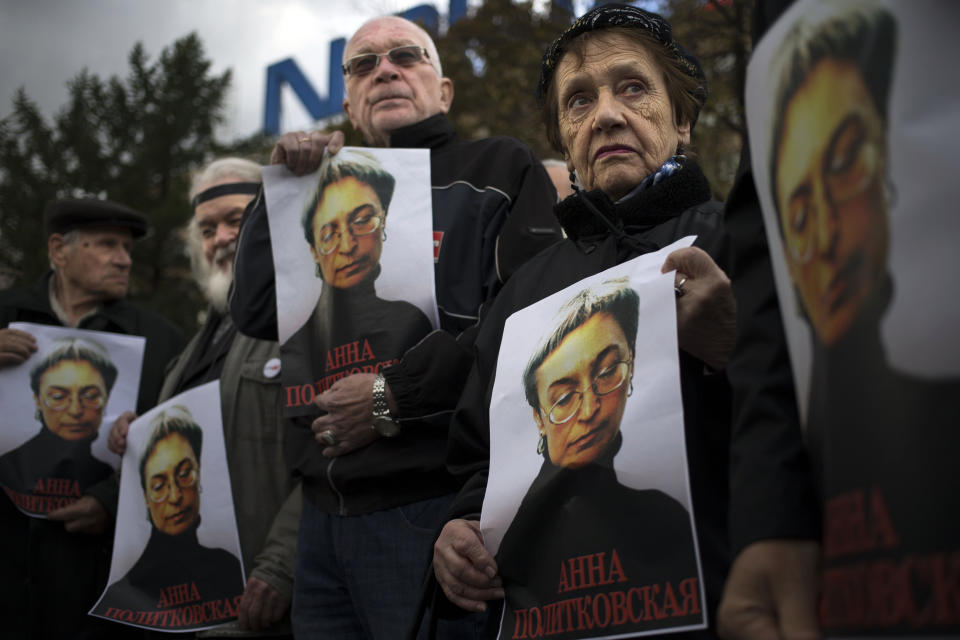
top-left (230, 14), bottom-right (561, 640)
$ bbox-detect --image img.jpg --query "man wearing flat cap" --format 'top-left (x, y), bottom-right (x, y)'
top-left (0, 197), bottom-right (184, 639)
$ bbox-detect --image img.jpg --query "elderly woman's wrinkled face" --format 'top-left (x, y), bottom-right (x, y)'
top-left (34, 359), bottom-right (107, 441)
top-left (555, 32), bottom-right (690, 201)
top-left (143, 433), bottom-right (200, 536)
top-left (775, 58), bottom-right (888, 346)
top-left (533, 312), bottom-right (633, 469)
top-left (309, 176), bottom-right (385, 289)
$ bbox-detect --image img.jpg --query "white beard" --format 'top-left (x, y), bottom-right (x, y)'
top-left (202, 264), bottom-right (233, 314)
top-left (192, 239), bottom-right (236, 314)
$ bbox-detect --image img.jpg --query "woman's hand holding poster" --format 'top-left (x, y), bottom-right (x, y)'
top-left (90, 381), bottom-right (245, 632)
top-left (262, 147), bottom-right (438, 417)
top-left (482, 238), bottom-right (706, 639)
top-left (0, 322), bottom-right (144, 516)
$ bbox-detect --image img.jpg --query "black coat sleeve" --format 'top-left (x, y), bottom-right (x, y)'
top-left (494, 147), bottom-right (563, 284)
top-left (384, 145), bottom-right (560, 422)
top-left (724, 146), bottom-right (820, 554)
top-left (229, 188), bottom-right (279, 341)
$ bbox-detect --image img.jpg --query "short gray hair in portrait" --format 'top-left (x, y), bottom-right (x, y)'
top-left (345, 16), bottom-right (443, 77)
top-left (523, 277), bottom-right (640, 411)
top-left (188, 157), bottom-right (262, 203)
top-left (29, 336), bottom-right (119, 396)
top-left (300, 149), bottom-right (397, 247)
top-left (768, 5), bottom-right (896, 226)
top-left (138, 405), bottom-right (203, 490)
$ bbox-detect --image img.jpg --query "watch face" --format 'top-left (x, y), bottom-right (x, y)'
top-left (373, 416), bottom-right (401, 438)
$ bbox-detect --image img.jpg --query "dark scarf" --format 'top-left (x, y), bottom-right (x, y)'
top-left (555, 160), bottom-right (713, 250)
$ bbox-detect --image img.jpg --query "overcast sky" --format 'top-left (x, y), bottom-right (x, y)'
top-left (0, 0), bottom-right (461, 141)
top-left (0, 0), bottom-right (586, 142)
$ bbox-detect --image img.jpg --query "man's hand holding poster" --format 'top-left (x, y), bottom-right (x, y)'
top-left (262, 147), bottom-right (437, 417)
top-left (90, 381), bottom-right (245, 632)
top-left (481, 238), bottom-right (706, 639)
top-left (0, 322), bottom-right (144, 516)
top-left (746, 1), bottom-right (960, 633)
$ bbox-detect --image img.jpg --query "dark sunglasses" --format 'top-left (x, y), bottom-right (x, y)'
top-left (342, 45), bottom-right (430, 76)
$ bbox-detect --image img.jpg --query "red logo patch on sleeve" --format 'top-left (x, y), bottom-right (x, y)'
top-left (433, 231), bottom-right (444, 263)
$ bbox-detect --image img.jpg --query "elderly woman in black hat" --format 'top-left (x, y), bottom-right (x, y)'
top-left (432, 4), bottom-right (734, 638)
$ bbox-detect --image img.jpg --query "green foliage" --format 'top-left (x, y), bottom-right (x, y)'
top-left (436, 0), bottom-right (574, 160)
top-left (662, 0), bottom-right (754, 198)
top-left (0, 33), bottom-right (232, 335)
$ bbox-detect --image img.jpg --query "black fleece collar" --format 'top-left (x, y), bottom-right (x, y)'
top-left (555, 162), bottom-right (713, 241)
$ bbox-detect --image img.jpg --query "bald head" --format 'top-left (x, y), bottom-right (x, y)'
top-left (347, 16), bottom-right (443, 76)
top-left (342, 16), bottom-right (454, 147)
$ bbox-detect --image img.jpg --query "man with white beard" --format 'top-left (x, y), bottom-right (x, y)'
top-left (109, 158), bottom-right (300, 637)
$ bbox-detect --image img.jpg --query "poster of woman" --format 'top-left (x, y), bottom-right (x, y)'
top-left (262, 147), bottom-right (437, 417)
top-left (482, 239), bottom-right (705, 639)
top-left (745, 1), bottom-right (960, 633)
top-left (90, 381), bottom-right (245, 632)
top-left (0, 322), bottom-right (144, 516)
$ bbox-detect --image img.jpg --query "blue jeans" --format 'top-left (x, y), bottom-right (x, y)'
top-left (293, 493), bottom-right (485, 639)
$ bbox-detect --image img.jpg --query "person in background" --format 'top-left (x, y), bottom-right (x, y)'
top-left (720, 2), bottom-right (960, 637)
top-left (108, 157), bottom-right (300, 637)
top-left (229, 14), bottom-right (562, 639)
top-left (542, 158), bottom-right (575, 200)
top-left (0, 197), bottom-right (183, 638)
top-left (433, 4), bottom-right (736, 637)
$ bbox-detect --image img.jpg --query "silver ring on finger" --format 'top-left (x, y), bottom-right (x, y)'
top-left (674, 276), bottom-right (687, 298)
top-left (320, 430), bottom-right (337, 446)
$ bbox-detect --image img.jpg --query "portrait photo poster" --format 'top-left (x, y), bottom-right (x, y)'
top-left (0, 322), bottom-right (144, 517)
top-left (746, 0), bottom-right (960, 422)
top-left (746, 1), bottom-right (960, 634)
top-left (90, 381), bottom-right (245, 632)
top-left (262, 147), bottom-right (438, 417)
top-left (482, 237), bottom-right (706, 639)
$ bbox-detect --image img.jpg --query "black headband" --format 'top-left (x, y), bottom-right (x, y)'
top-left (536, 3), bottom-right (706, 116)
top-left (191, 182), bottom-right (260, 207)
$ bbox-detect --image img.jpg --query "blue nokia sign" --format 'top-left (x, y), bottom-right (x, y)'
top-left (262, 0), bottom-right (574, 134)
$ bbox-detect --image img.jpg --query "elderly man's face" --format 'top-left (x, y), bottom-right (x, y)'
top-left (309, 176), bottom-right (385, 289)
top-left (34, 359), bottom-right (107, 441)
top-left (53, 227), bottom-right (134, 301)
top-left (343, 17), bottom-right (453, 147)
top-left (533, 312), bottom-right (632, 469)
top-left (775, 58), bottom-right (888, 346)
top-left (143, 433), bottom-right (200, 536)
top-left (194, 183), bottom-right (253, 275)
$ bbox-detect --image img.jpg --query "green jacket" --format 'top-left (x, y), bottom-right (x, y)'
top-left (159, 318), bottom-right (300, 636)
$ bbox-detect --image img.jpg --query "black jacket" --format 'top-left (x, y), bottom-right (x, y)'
top-left (284, 278), bottom-right (446, 514)
top-left (230, 114), bottom-right (562, 515)
top-left (445, 163), bottom-right (731, 634)
top-left (722, 0), bottom-right (821, 560)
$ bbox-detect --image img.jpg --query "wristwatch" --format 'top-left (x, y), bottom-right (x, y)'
top-left (372, 374), bottom-right (401, 438)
